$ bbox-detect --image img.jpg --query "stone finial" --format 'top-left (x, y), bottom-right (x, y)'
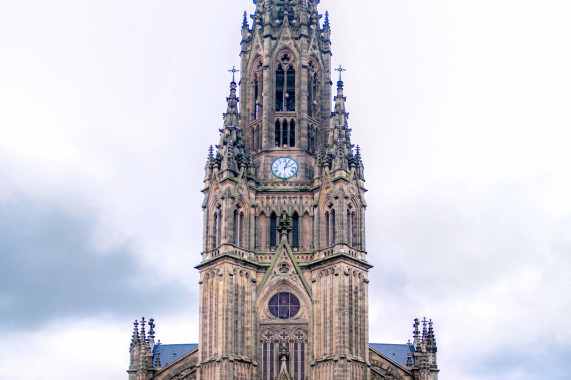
top-left (242, 11), bottom-right (249, 28)
top-left (324, 10), bottom-right (330, 28)
top-left (140, 317), bottom-right (147, 344)
top-left (130, 320), bottom-right (140, 350)
top-left (413, 318), bottom-right (421, 348)
top-left (428, 319), bottom-right (437, 353)
top-left (148, 318), bottom-right (156, 346)
top-left (278, 212), bottom-right (292, 241)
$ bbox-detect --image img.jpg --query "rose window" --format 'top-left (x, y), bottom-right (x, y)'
top-left (268, 292), bottom-right (300, 319)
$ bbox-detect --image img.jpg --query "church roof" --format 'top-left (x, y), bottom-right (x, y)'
top-left (152, 344), bottom-right (198, 367)
top-left (369, 343), bottom-right (414, 367)
top-left (151, 343), bottom-right (412, 368)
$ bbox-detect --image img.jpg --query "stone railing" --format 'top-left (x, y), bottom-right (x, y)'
top-left (202, 245), bottom-right (255, 262)
top-left (313, 244), bottom-right (366, 261)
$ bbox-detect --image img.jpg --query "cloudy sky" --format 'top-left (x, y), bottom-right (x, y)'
top-left (1, 0), bottom-right (570, 379)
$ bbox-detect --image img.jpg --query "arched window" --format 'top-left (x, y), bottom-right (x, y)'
top-left (281, 120), bottom-right (288, 147)
top-left (308, 61), bottom-right (320, 118)
top-left (275, 120), bottom-right (281, 147)
top-left (275, 53), bottom-right (295, 112)
top-left (331, 209), bottom-right (336, 245)
top-left (289, 120), bottom-right (295, 147)
top-left (234, 208), bottom-right (245, 247)
top-left (325, 211), bottom-right (329, 246)
top-left (213, 207), bottom-right (222, 248)
top-left (326, 206), bottom-right (335, 247)
top-left (270, 212), bottom-right (277, 248)
top-left (347, 207), bottom-right (355, 247)
top-left (292, 212), bottom-right (299, 249)
top-left (252, 60), bottom-right (263, 120)
top-left (262, 331), bottom-right (276, 380)
top-left (275, 119), bottom-right (296, 148)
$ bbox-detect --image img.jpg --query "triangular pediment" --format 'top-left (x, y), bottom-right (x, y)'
top-left (257, 235), bottom-right (312, 298)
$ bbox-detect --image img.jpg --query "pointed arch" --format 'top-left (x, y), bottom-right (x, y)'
top-left (292, 212), bottom-right (299, 249)
top-left (274, 49), bottom-right (297, 113)
top-left (258, 211), bottom-right (267, 250)
top-left (270, 212), bottom-right (278, 248)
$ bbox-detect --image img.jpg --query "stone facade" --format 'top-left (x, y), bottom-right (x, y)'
top-left (127, 1), bottom-right (439, 379)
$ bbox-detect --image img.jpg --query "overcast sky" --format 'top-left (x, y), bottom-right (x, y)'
top-left (1, 1), bottom-right (570, 379)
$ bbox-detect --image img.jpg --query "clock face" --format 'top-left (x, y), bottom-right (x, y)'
top-left (271, 157), bottom-right (298, 179)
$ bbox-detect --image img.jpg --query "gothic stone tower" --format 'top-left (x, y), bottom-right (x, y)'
top-left (127, 1), bottom-right (440, 380)
top-left (198, 0), bottom-right (370, 379)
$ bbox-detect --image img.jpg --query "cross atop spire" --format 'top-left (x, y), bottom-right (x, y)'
top-left (335, 64), bottom-right (346, 82)
top-left (228, 66), bottom-right (239, 83)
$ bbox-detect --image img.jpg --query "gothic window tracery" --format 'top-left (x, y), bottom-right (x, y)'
top-left (275, 119), bottom-right (296, 147)
top-left (270, 212), bottom-right (278, 248)
top-left (233, 207), bottom-right (245, 247)
top-left (308, 60), bottom-right (320, 118)
top-left (325, 205), bottom-right (336, 247)
top-left (292, 212), bottom-right (299, 249)
top-left (252, 60), bottom-right (264, 119)
top-left (261, 328), bottom-right (307, 380)
top-left (347, 204), bottom-right (356, 247)
top-left (275, 53), bottom-right (296, 112)
top-left (213, 206), bottom-right (222, 248)
top-left (268, 292), bottom-right (300, 319)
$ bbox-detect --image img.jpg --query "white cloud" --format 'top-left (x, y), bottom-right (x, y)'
top-left (1, 0), bottom-right (570, 379)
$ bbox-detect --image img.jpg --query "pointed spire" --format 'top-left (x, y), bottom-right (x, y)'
top-left (428, 319), bottom-right (437, 353)
top-left (422, 317), bottom-right (428, 351)
top-left (223, 79), bottom-right (239, 128)
top-left (242, 11), bottom-right (249, 29)
top-left (324, 10), bottom-right (330, 28)
top-left (140, 317), bottom-right (147, 345)
top-left (148, 318), bottom-right (156, 346)
top-left (413, 318), bottom-right (421, 348)
top-left (130, 320), bottom-right (140, 349)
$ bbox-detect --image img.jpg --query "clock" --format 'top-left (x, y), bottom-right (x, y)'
top-left (271, 157), bottom-right (299, 179)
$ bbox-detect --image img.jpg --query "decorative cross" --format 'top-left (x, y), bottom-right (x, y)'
top-left (279, 331), bottom-right (289, 340)
top-left (295, 331), bottom-right (304, 340)
top-left (265, 331), bottom-right (274, 340)
top-left (228, 65), bottom-right (239, 82)
top-left (335, 64), bottom-right (347, 82)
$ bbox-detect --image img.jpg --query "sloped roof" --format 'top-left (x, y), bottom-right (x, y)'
top-left (369, 343), bottom-right (414, 367)
top-left (151, 343), bottom-right (413, 368)
top-left (152, 344), bottom-right (198, 367)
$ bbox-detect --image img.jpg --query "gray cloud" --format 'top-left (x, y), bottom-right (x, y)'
top-left (0, 196), bottom-right (190, 331)
top-left (472, 344), bottom-right (571, 380)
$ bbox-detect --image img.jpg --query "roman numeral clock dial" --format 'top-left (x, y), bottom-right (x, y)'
top-left (271, 157), bottom-right (299, 180)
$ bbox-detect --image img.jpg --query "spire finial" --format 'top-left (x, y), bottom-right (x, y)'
top-left (324, 10), bottom-right (330, 28)
top-left (335, 64), bottom-right (346, 83)
top-left (228, 65), bottom-right (239, 83)
top-left (242, 11), bottom-right (248, 28)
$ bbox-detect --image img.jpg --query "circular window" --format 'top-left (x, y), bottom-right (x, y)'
top-left (268, 292), bottom-right (300, 319)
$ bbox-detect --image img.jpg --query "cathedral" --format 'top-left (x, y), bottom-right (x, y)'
top-left (127, 1), bottom-right (439, 379)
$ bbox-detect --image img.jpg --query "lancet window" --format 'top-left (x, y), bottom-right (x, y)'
top-left (325, 205), bottom-right (336, 247)
top-left (270, 212), bottom-right (278, 248)
top-left (275, 53), bottom-right (296, 112)
top-left (308, 124), bottom-right (318, 153)
top-left (252, 60), bottom-right (263, 120)
top-left (261, 328), bottom-right (307, 380)
top-left (213, 206), bottom-right (222, 248)
top-left (292, 212), bottom-right (299, 249)
top-left (308, 60), bottom-right (320, 118)
top-left (252, 123), bottom-right (262, 153)
top-left (347, 205), bottom-right (355, 247)
top-left (233, 207), bottom-right (245, 247)
top-left (275, 119), bottom-right (295, 148)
